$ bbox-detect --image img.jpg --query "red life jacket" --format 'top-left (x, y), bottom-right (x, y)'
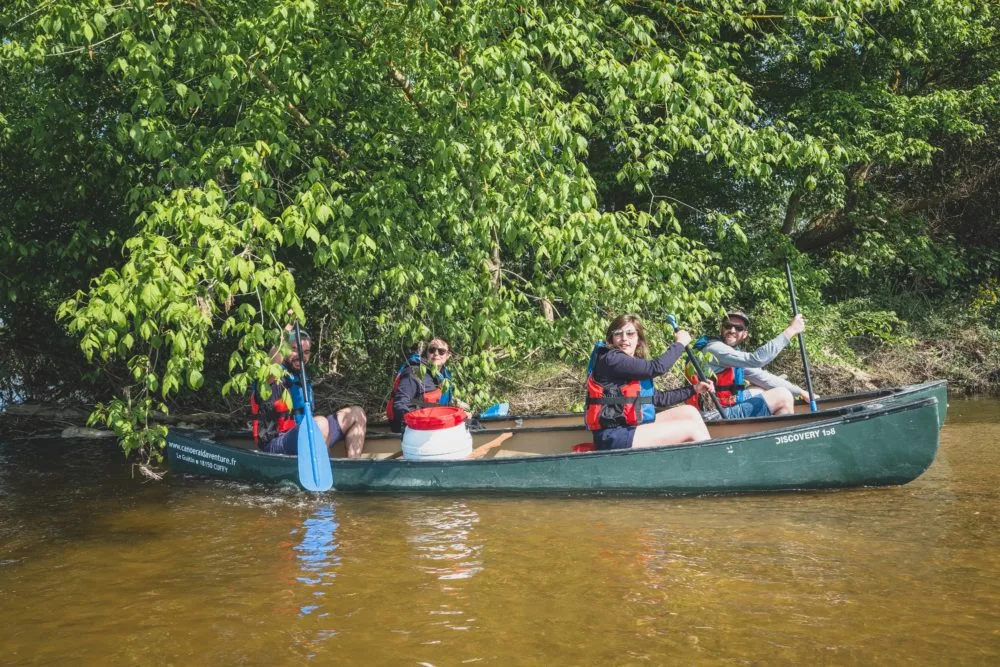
top-left (250, 381), bottom-right (296, 448)
top-left (584, 343), bottom-right (656, 431)
top-left (683, 337), bottom-right (745, 408)
top-left (685, 366), bottom-right (745, 408)
top-left (385, 356), bottom-right (451, 423)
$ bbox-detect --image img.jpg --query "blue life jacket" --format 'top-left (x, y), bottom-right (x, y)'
top-left (386, 354), bottom-right (453, 424)
top-left (284, 365), bottom-right (312, 424)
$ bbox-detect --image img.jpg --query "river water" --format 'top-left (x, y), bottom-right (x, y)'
top-left (1, 398), bottom-right (998, 665)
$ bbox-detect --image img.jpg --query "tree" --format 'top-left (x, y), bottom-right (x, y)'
top-left (2, 1), bottom-right (996, 459)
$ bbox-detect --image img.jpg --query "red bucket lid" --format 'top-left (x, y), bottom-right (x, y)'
top-left (403, 406), bottom-right (466, 430)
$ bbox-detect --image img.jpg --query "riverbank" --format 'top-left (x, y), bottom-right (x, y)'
top-left (2, 320), bottom-right (998, 443)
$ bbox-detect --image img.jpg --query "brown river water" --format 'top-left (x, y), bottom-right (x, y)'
top-left (1, 398), bottom-right (998, 666)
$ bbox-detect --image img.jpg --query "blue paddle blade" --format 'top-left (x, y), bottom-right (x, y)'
top-left (479, 403), bottom-right (509, 418)
top-left (297, 403), bottom-right (334, 492)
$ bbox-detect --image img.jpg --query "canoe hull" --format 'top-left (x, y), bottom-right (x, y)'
top-left (167, 396), bottom-right (941, 495)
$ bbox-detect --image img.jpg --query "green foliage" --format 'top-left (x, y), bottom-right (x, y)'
top-left (1, 1), bottom-right (998, 458)
top-left (971, 279), bottom-right (1000, 327)
top-left (87, 394), bottom-right (170, 462)
top-left (832, 299), bottom-right (913, 346)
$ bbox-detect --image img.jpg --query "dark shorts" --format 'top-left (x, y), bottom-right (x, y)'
top-left (725, 395), bottom-right (771, 419)
top-left (593, 426), bottom-right (636, 451)
top-left (261, 415), bottom-right (344, 455)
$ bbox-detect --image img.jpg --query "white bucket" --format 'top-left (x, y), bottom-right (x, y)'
top-left (401, 407), bottom-right (472, 461)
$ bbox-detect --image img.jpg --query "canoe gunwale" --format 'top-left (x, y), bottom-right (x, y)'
top-left (209, 381), bottom-right (946, 443)
top-left (360, 380), bottom-right (948, 438)
top-left (361, 380), bottom-right (944, 445)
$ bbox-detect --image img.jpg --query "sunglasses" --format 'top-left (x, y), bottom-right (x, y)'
top-left (612, 328), bottom-right (639, 339)
top-left (722, 322), bottom-right (746, 332)
top-left (427, 346), bottom-right (450, 355)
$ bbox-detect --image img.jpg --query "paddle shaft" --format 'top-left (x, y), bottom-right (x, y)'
top-left (293, 322), bottom-right (313, 414)
top-left (783, 261), bottom-right (818, 412)
top-left (666, 315), bottom-right (728, 418)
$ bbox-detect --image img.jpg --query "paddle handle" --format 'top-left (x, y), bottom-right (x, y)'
top-left (784, 261), bottom-right (818, 412)
top-left (666, 315), bottom-right (728, 419)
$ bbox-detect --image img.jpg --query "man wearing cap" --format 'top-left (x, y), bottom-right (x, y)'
top-left (685, 310), bottom-right (815, 418)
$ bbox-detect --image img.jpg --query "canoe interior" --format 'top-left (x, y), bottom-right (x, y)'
top-left (363, 383), bottom-right (943, 434)
top-left (214, 381), bottom-right (945, 461)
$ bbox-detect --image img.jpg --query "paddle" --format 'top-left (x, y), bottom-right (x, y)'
top-left (666, 314), bottom-right (728, 419)
top-left (783, 260), bottom-right (818, 413)
top-left (292, 321), bottom-right (334, 492)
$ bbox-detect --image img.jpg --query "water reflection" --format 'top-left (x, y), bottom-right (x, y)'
top-left (405, 501), bottom-right (483, 582)
top-left (395, 500), bottom-right (485, 643)
top-left (292, 503), bottom-right (341, 618)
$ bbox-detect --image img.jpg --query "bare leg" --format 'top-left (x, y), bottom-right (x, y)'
top-left (467, 432), bottom-right (513, 459)
top-left (762, 387), bottom-right (794, 415)
top-left (631, 404), bottom-right (710, 448)
top-left (334, 406), bottom-right (368, 458)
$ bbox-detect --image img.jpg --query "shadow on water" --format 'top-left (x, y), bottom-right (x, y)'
top-left (0, 438), bottom-right (170, 569)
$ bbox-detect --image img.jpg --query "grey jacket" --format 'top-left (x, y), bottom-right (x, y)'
top-left (701, 333), bottom-right (805, 396)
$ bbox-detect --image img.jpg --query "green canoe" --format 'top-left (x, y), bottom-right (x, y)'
top-left (166, 389), bottom-right (942, 495)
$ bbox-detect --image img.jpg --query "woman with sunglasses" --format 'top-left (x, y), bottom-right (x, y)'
top-left (387, 338), bottom-right (466, 433)
top-left (585, 314), bottom-right (714, 450)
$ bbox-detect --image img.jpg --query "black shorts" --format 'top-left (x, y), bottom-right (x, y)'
top-left (261, 415), bottom-right (344, 454)
top-left (593, 426), bottom-right (636, 450)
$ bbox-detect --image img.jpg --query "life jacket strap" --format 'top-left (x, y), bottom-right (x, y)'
top-left (586, 395), bottom-right (654, 406)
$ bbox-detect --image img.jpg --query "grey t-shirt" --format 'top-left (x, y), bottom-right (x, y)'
top-left (701, 333), bottom-right (805, 396)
